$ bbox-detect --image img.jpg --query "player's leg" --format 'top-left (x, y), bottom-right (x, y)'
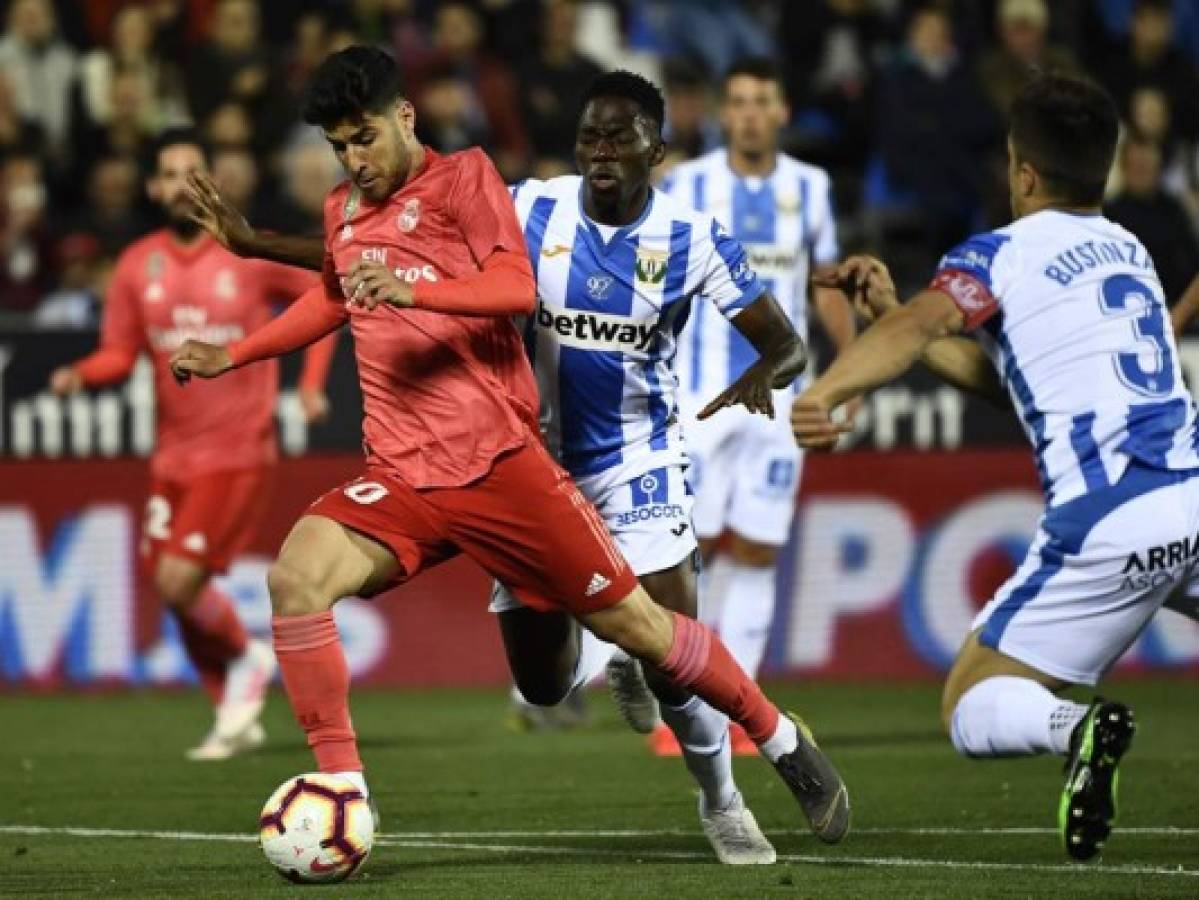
top-left (716, 429), bottom-right (803, 680)
top-left (942, 467), bottom-right (1194, 859)
top-left (446, 439), bottom-right (850, 843)
top-left (268, 513), bottom-right (401, 790)
top-left (147, 472), bottom-right (277, 758)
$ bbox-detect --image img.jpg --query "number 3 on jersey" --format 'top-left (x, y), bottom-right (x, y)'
top-left (1099, 274), bottom-right (1174, 398)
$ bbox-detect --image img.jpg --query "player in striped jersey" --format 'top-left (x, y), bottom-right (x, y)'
top-left (658, 59), bottom-right (856, 750)
top-left (794, 74), bottom-right (1198, 860)
top-left (490, 71), bottom-right (822, 863)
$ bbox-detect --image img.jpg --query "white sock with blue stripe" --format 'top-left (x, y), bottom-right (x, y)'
top-left (659, 695), bottom-right (737, 812)
top-left (950, 676), bottom-right (1087, 757)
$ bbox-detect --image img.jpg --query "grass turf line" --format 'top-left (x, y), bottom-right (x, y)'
top-left (1, 680), bottom-right (1196, 898)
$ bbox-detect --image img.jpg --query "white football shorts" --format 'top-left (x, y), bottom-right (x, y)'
top-left (973, 461), bottom-right (1199, 686)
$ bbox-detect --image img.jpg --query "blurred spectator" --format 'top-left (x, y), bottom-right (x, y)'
top-left (635, 1), bottom-right (774, 79)
top-left (1101, 0), bottom-right (1199, 141)
top-left (32, 232), bottom-right (104, 328)
top-left (875, 6), bottom-right (1000, 252)
top-left (0, 69), bottom-right (42, 158)
top-left (417, 65), bottom-right (491, 156)
top-left (75, 65), bottom-right (160, 161)
top-left (1106, 134), bottom-right (1199, 302)
top-left (210, 144), bottom-right (260, 216)
top-left (77, 3), bottom-right (189, 137)
top-left (186, 0), bottom-right (288, 152)
top-left (780, 0), bottom-right (890, 172)
top-left (204, 100), bottom-right (253, 149)
top-left (516, 0), bottom-right (603, 174)
top-left (661, 58), bottom-right (719, 169)
top-left (413, 1), bottom-right (529, 179)
top-left (978, 0), bottom-right (1081, 121)
top-left (0, 0), bottom-right (77, 171)
top-left (0, 151), bottom-right (52, 312)
top-left (261, 141), bottom-right (340, 235)
top-left (1126, 85), bottom-right (1199, 209)
top-left (69, 156), bottom-right (150, 257)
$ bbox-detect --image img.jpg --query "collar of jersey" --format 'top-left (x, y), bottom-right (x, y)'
top-left (577, 183), bottom-right (655, 255)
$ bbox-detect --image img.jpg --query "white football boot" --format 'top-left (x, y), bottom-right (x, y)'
top-left (699, 792), bottom-right (777, 865)
top-left (605, 650), bottom-right (659, 734)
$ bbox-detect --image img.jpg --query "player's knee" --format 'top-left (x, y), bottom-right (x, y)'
top-left (515, 674), bottom-right (572, 707)
top-left (726, 533), bottom-right (778, 568)
top-left (154, 557), bottom-right (206, 608)
top-left (267, 559), bottom-right (329, 617)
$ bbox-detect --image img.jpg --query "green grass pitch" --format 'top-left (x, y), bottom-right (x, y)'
top-left (1, 680), bottom-right (1196, 898)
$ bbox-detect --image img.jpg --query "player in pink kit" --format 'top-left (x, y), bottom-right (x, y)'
top-left (171, 47), bottom-right (848, 843)
top-left (50, 128), bottom-right (335, 761)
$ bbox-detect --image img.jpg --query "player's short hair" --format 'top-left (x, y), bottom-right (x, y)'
top-left (149, 126), bottom-right (209, 172)
top-left (579, 70), bottom-right (666, 135)
top-left (303, 45), bottom-right (406, 129)
top-left (1009, 74), bottom-right (1118, 206)
top-left (723, 56), bottom-right (786, 98)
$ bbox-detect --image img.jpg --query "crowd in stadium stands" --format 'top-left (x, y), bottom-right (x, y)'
top-left (4, 0), bottom-right (1199, 328)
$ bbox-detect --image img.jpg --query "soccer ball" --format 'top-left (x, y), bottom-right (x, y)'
top-left (258, 773), bottom-right (374, 884)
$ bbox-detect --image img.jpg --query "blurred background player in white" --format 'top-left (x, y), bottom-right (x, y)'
top-left (49, 128), bottom-right (334, 761)
top-left (659, 58), bottom-right (855, 754)
top-left (794, 74), bottom-right (1197, 862)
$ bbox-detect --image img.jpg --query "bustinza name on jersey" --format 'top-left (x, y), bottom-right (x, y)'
top-left (535, 299), bottom-right (658, 353)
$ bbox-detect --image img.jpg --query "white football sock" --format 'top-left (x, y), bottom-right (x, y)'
top-left (570, 627), bottom-right (618, 692)
top-left (716, 562), bottom-right (777, 678)
top-left (758, 712), bottom-right (799, 763)
top-left (659, 695), bottom-right (737, 811)
top-left (950, 676), bottom-right (1088, 758)
top-left (698, 553), bottom-right (731, 630)
top-left (334, 770), bottom-right (368, 797)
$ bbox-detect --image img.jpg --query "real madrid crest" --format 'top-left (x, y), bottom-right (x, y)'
top-left (397, 197), bottom-right (421, 233)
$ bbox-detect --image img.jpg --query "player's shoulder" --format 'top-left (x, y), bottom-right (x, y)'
top-left (513, 175), bottom-right (580, 201)
top-left (321, 178), bottom-right (355, 228)
top-left (647, 186), bottom-right (727, 244)
top-left (112, 229), bottom-right (167, 276)
top-left (660, 149), bottom-right (725, 190)
top-left (777, 153), bottom-right (832, 190)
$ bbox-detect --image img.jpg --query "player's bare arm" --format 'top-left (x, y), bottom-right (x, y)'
top-left (816, 255), bottom-right (1007, 407)
top-left (49, 366), bottom-right (83, 394)
top-left (186, 171), bottom-right (324, 271)
top-left (1170, 272), bottom-right (1199, 337)
top-left (697, 292), bottom-right (807, 420)
top-left (792, 288), bottom-right (965, 450)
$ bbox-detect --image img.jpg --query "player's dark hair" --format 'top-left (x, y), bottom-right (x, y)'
top-left (723, 56), bottom-right (786, 98)
top-left (1009, 74), bottom-right (1118, 206)
top-left (149, 126), bottom-right (209, 172)
top-left (303, 45), bottom-right (406, 129)
top-left (579, 70), bottom-right (666, 134)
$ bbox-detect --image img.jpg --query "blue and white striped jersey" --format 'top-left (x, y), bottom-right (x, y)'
top-left (934, 209), bottom-right (1199, 507)
top-left (661, 149), bottom-right (839, 404)
top-left (511, 175), bottom-right (765, 494)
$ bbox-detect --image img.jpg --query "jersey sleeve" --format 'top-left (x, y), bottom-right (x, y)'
top-left (809, 173), bottom-right (840, 267)
top-left (449, 148), bottom-right (528, 264)
top-left (929, 232), bottom-right (1018, 331)
top-left (255, 258), bottom-right (320, 303)
top-left (698, 217), bottom-right (766, 320)
top-left (99, 252), bottom-right (146, 353)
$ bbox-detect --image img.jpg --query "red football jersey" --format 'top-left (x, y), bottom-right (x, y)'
top-left (321, 147), bottom-right (539, 489)
top-left (100, 231), bottom-right (320, 481)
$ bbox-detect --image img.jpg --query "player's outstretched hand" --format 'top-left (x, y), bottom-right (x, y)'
top-left (170, 340), bottom-right (233, 384)
top-left (299, 387), bottom-right (330, 423)
top-left (345, 260), bottom-right (415, 310)
top-left (186, 171), bottom-right (257, 256)
top-left (698, 359), bottom-right (776, 420)
top-left (791, 393), bottom-right (852, 451)
top-left (49, 366), bottom-right (82, 395)
top-left (814, 255), bottom-right (898, 323)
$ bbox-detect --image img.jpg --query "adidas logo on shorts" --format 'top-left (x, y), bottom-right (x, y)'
top-left (585, 573), bottom-right (611, 597)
